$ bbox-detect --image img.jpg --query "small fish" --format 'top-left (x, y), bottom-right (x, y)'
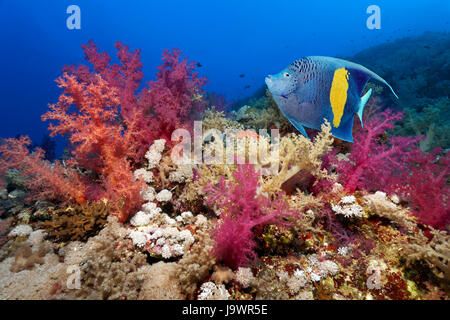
top-left (196, 62), bottom-right (202, 67)
top-left (424, 45), bottom-right (431, 49)
top-left (239, 74), bottom-right (245, 78)
top-left (265, 56), bottom-right (398, 142)
top-left (244, 85), bottom-right (251, 89)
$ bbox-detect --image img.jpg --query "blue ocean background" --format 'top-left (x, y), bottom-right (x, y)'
top-left (0, 0), bottom-right (449, 151)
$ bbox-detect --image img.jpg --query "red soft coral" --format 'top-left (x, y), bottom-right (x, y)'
top-left (203, 164), bottom-right (296, 269)
top-left (0, 136), bottom-right (86, 204)
top-left (38, 42), bottom-right (207, 222)
top-left (66, 42), bottom-right (207, 162)
top-left (41, 73), bottom-right (144, 222)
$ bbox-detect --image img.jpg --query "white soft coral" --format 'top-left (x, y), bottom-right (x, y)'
top-left (332, 195), bottom-right (364, 218)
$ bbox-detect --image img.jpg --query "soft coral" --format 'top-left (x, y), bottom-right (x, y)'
top-left (67, 42), bottom-right (207, 162)
top-left (331, 109), bottom-right (449, 230)
top-left (203, 164), bottom-right (296, 269)
top-left (0, 136), bottom-right (86, 204)
top-left (391, 148), bottom-right (449, 230)
top-left (138, 48), bottom-right (208, 141)
top-left (333, 110), bottom-right (420, 193)
top-left (42, 73), bottom-right (144, 222)
top-left (38, 42), bottom-right (207, 222)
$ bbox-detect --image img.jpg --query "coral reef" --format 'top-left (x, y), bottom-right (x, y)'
top-left (350, 32), bottom-right (450, 151)
top-left (0, 34), bottom-right (449, 301)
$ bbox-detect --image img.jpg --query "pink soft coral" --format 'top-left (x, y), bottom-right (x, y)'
top-left (334, 110), bottom-right (420, 193)
top-left (330, 109), bottom-right (449, 230)
top-left (203, 164), bottom-right (296, 269)
top-left (138, 48), bottom-right (208, 141)
top-left (391, 148), bottom-right (449, 230)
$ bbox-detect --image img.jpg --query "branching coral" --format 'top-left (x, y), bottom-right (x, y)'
top-left (262, 121), bottom-right (335, 194)
top-left (332, 110), bottom-right (420, 193)
top-left (0, 136), bottom-right (86, 204)
top-left (203, 164), bottom-right (297, 269)
top-left (389, 149), bottom-right (449, 230)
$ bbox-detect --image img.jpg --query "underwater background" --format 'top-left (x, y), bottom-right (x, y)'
top-left (0, 0), bottom-right (449, 300)
top-left (1, 0), bottom-right (449, 152)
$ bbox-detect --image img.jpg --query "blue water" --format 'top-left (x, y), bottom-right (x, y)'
top-left (0, 0), bottom-right (449, 148)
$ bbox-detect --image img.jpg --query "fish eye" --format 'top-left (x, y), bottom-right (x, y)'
top-left (284, 72), bottom-right (290, 77)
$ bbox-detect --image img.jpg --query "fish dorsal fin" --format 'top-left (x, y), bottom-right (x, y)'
top-left (348, 65), bottom-right (399, 99)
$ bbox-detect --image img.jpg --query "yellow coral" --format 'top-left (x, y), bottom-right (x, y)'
top-left (262, 121), bottom-right (335, 194)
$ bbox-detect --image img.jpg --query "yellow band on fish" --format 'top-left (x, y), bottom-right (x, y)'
top-left (330, 68), bottom-right (349, 127)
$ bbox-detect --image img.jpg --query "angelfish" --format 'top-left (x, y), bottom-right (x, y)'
top-left (265, 56), bottom-right (398, 142)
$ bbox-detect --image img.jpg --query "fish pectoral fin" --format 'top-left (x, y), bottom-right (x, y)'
top-left (286, 117), bottom-right (310, 139)
top-left (357, 88), bottom-right (372, 128)
top-left (295, 78), bottom-right (318, 103)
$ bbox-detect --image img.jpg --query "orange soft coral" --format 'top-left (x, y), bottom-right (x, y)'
top-left (0, 136), bottom-right (86, 204)
top-left (41, 74), bottom-right (144, 222)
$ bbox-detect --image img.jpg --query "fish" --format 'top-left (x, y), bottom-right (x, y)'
top-left (265, 56), bottom-right (398, 142)
top-left (196, 62), bottom-right (203, 67)
top-left (244, 85), bottom-right (251, 89)
top-left (239, 74), bottom-right (245, 78)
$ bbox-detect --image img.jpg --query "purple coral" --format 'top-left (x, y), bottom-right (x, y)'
top-left (203, 164), bottom-right (296, 269)
top-left (332, 110), bottom-right (420, 193)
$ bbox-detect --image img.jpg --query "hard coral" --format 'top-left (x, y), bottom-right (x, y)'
top-left (10, 243), bottom-right (50, 273)
top-left (57, 216), bottom-right (148, 300)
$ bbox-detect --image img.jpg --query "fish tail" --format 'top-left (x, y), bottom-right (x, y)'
top-left (357, 88), bottom-right (372, 128)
